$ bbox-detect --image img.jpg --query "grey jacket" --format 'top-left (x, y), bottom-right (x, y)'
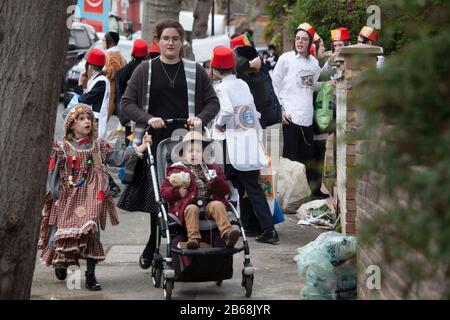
top-left (121, 59), bottom-right (220, 134)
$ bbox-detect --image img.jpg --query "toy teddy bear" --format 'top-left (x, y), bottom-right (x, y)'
top-left (168, 172), bottom-right (191, 198)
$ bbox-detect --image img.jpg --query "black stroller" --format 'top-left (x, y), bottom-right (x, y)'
top-left (145, 119), bottom-right (254, 300)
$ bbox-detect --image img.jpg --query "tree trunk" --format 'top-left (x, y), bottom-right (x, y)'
top-left (192, 0), bottom-right (213, 40)
top-left (216, 0), bottom-right (228, 14)
top-left (0, 0), bottom-right (75, 299)
top-left (141, 0), bottom-right (183, 41)
top-left (246, 0), bottom-right (265, 22)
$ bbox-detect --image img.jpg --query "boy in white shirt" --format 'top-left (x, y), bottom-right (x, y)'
top-left (211, 46), bottom-right (279, 244)
top-left (272, 26), bottom-right (322, 194)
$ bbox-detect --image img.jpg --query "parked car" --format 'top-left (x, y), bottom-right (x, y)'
top-left (62, 22), bottom-right (99, 97)
top-left (63, 39), bottom-right (133, 107)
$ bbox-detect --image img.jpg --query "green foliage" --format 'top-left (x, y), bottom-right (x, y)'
top-left (290, 0), bottom-right (370, 52)
top-left (264, 0), bottom-right (297, 46)
top-left (355, 0), bottom-right (450, 299)
top-left (265, 0), bottom-right (450, 55)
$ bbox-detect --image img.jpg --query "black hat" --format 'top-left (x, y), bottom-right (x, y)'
top-left (234, 45), bottom-right (258, 60)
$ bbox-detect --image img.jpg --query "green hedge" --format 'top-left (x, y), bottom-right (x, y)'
top-left (355, 0), bottom-right (450, 298)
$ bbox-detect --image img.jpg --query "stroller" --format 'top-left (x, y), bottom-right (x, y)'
top-left (145, 119), bottom-right (254, 300)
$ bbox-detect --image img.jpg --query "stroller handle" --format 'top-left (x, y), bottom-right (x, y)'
top-left (146, 118), bottom-right (189, 134)
top-left (164, 118), bottom-right (188, 125)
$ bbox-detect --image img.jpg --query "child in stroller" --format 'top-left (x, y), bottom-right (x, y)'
top-left (160, 131), bottom-right (241, 249)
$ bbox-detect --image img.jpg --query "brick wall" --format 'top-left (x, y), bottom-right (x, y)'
top-left (336, 45), bottom-right (445, 299)
top-left (356, 139), bottom-right (445, 299)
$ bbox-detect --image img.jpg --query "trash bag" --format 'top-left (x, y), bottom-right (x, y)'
top-left (297, 199), bottom-right (334, 219)
top-left (294, 231), bottom-right (357, 300)
top-left (272, 198), bottom-right (285, 225)
top-left (297, 200), bottom-right (336, 229)
top-left (277, 157), bottom-right (311, 213)
top-left (334, 258), bottom-right (357, 299)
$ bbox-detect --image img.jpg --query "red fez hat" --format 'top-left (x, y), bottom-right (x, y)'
top-left (313, 32), bottom-right (321, 43)
top-left (359, 26), bottom-right (378, 42)
top-left (309, 44), bottom-right (316, 57)
top-left (132, 39), bottom-right (148, 58)
top-left (297, 23), bottom-right (316, 38)
top-left (86, 48), bottom-right (105, 67)
top-left (331, 28), bottom-right (350, 41)
top-left (211, 46), bottom-right (235, 70)
top-left (230, 34), bottom-right (251, 49)
top-left (148, 38), bottom-right (160, 53)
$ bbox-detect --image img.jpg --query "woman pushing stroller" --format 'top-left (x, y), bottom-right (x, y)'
top-left (160, 131), bottom-right (240, 249)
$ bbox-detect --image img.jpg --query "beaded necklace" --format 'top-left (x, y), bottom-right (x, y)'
top-left (66, 138), bottom-right (94, 187)
top-left (67, 156), bottom-right (93, 187)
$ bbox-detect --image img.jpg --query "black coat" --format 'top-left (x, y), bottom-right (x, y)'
top-left (115, 58), bottom-right (146, 125)
top-left (234, 47), bottom-right (267, 117)
top-left (234, 46), bottom-right (281, 128)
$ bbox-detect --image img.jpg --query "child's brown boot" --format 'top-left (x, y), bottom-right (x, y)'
top-left (223, 228), bottom-right (240, 248)
top-left (186, 238), bottom-right (201, 249)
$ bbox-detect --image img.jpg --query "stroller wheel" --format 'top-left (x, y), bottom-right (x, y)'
top-left (151, 263), bottom-right (162, 288)
top-left (216, 280), bottom-right (223, 287)
top-left (163, 279), bottom-right (173, 300)
top-left (242, 275), bottom-right (253, 298)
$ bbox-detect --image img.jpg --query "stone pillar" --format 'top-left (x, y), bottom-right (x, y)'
top-left (334, 44), bottom-right (383, 235)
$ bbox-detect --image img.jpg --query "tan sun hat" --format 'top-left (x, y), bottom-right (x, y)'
top-left (180, 130), bottom-right (211, 147)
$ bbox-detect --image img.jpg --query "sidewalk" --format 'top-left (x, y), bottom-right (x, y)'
top-left (31, 113), bottom-right (324, 300)
top-left (31, 200), bottom-right (323, 300)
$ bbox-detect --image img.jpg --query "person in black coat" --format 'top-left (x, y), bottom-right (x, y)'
top-left (232, 42), bottom-right (268, 121)
top-left (115, 39), bottom-right (158, 141)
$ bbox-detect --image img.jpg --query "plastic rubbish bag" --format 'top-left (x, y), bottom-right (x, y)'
top-left (277, 157), bottom-right (311, 213)
top-left (272, 198), bottom-right (285, 225)
top-left (294, 231), bottom-right (357, 300)
top-left (297, 200), bottom-right (331, 220)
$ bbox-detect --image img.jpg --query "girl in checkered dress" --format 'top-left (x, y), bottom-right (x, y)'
top-left (38, 104), bottom-right (152, 291)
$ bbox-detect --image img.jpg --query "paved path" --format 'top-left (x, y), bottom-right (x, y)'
top-left (30, 104), bottom-right (323, 300)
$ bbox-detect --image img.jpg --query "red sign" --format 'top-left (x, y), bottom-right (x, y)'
top-left (84, 0), bottom-right (104, 14)
top-left (82, 19), bottom-right (103, 32)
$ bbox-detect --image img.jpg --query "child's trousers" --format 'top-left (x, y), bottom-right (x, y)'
top-left (184, 201), bottom-right (231, 240)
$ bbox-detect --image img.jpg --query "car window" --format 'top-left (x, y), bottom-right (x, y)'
top-left (85, 27), bottom-right (99, 43)
top-left (69, 29), bottom-right (91, 49)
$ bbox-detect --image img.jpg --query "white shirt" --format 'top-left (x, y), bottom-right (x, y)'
top-left (211, 75), bottom-right (255, 140)
top-left (106, 45), bottom-right (121, 53)
top-left (212, 75), bottom-right (268, 171)
top-left (272, 51), bottom-right (321, 126)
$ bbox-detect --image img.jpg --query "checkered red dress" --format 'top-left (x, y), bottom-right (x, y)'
top-left (39, 139), bottom-right (119, 268)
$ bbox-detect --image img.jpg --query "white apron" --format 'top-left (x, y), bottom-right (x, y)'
top-left (224, 104), bottom-right (268, 171)
top-left (86, 74), bottom-right (110, 140)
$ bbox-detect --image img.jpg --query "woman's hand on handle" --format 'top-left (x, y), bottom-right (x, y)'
top-left (186, 116), bottom-right (202, 129)
top-left (148, 117), bottom-right (166, 129)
